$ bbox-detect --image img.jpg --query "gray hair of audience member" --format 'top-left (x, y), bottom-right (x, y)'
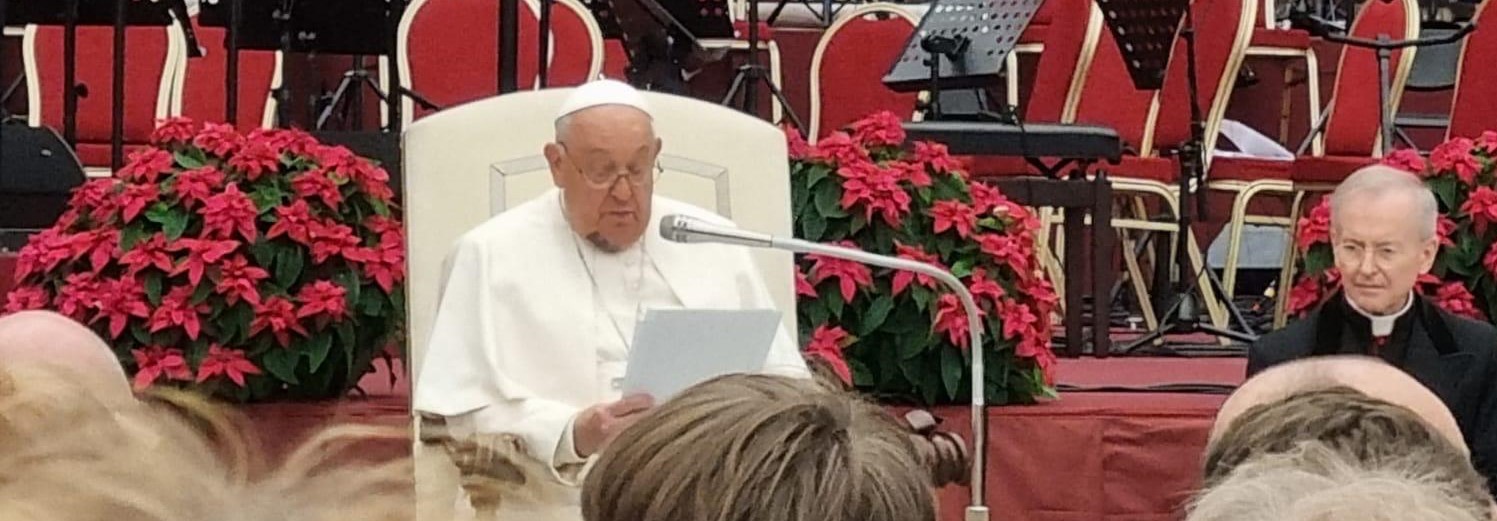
top-left (581, 373), bottom-right (937, 521)
top-left (1328, 165), bottom-right (1439, 241)
top-left (0, 311), bottom-right (132, 404)
top-left (1188, 441), bottom-right (1491, 521)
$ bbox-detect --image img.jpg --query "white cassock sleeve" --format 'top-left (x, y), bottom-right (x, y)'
top-left (415, 237), bottom-right (587, 485)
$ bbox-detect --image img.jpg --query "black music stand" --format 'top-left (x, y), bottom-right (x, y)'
top-left (6, 0), bottom-right (174, 171)
top-left (718, 0), bottom-right (803, 128)
top-left (607, 0), bottom-right (727, 92)
top-left (199, 0), bottom-right (432, 131)
top-left (883, 0), bottom-right (1042, 121)
top-left (1098, 0), bottom-right (1258, 354)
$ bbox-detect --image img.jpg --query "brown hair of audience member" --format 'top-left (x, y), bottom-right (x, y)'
top-left (1189, 441), bottom-right (1491, 521)
top-left (1201, 386), bottom-right (1489, 509)
top-left (0, 362), bottom-right (415, 521)
top-left (581, 374), bottom-right (937, 521)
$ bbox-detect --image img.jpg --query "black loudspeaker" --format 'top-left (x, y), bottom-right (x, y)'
top-left (1, 124), bottom-right (86, 231)
top-left (310, 130), bottom-right (403, 203)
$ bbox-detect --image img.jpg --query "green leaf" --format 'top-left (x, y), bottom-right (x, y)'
top-left (130, 324), bottom-right (152, 346)
top-left (813, 180), bottom-right (850, 218)
top-left (849, 213), bottom-right (868, 235)
top-left (803, 210), bottom-right (829, 242)
top-left (1429, 176), bottom-right (1460, 212)
top-left (251, 185), bottom-right (286, 213)
top-left (388, 286), bottom-right (406, 314)
top-left (250, 241), bottom-right (277, 268)
top-left (275, 246), bottom-right (305, 289)
top-left (826, 288), bottom-right (845, 318)
top-left (911, 286), bottom-right (934, 312)
top-left (370, 199), bottom-right (391, 218)
top-left (859, 296), bottom-right (896, 335)
top-left (359, 288), bottom-right (385, 317)
top-left (191, 280), bottom-right (214, 304)
top-left (951, 258), bottom-right (975, 278)
top-left (174, 150), bottom-right (206, 170)
top-left (335, 322), bottom-right (357, 352)
top-left (262, 348), bottom-right (301, 385)
top-left (806, 301), bottom-right (830, 327)
top-left (335, 271), bottom-right (362, 313)
top-left (305, 332), bottom-right (334, 373)
top-left (1303, 248), bottom-right (1334, 276)
top-left (223, 304), bottom-right (253, 344)
top-left (163, 211), bottom-right (189, 241)
top-left (941, 347), bottom-right (965, 402)
top-left (806, 164), bottom-right (832, 188)
top-left (144, 273), bottom-right (164, 306)
top-left (897, 332), bottom-right (929, 360)
top-left (120, 223), bottom-right (150, 252)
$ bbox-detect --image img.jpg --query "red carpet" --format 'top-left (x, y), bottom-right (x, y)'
top-left (929, 357), bottom-right (1242, 521)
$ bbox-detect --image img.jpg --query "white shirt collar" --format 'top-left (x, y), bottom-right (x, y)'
top-left (1345, 290), bottom-right (1415, 337)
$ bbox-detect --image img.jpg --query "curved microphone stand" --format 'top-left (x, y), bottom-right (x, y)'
top-left (659, 214), bottom-right (990, 521)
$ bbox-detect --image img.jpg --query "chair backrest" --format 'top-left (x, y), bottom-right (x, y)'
top-left (397, 0), bottom-right (541, 126)
top-left (808, 3), bottom-right (919, 140)
top-left (1321, 0), bottom-right (1420, 157)
top-left (402, 89), bottom-right (796, 382)
top-left (173, 17), bottom-right (281, 129)
top-left (1446, 0), bottom-right (1497, 140)
top-left (1068, 4), bottom-right (1167, 155)
top-left (528, 0), bottom-right (604, 86)
top-left (23, 23), bottom-right (184, 158)
top-left (1152, 0), bottom-right (1257, 157)
top-left (1024, 0), bottom-right (1101, 123)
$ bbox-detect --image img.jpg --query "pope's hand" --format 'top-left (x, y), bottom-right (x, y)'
top-left (573, 394), bottom-right (655, 457)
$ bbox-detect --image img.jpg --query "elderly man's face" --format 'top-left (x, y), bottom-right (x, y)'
top-left (545, 105), bottom-right (661, 252)
top-left (1331, 191), bottom-right (1438, 315)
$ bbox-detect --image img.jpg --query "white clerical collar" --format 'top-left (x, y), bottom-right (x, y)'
top-left (1346, 290), bottom-right (1415, 337)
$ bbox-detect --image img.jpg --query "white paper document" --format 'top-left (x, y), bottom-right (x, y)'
top-left (620, 309), bottom-right (781, 400)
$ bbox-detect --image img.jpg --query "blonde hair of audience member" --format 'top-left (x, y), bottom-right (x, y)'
top-left (0, 362), bottom-right (414, 521)
top-left (0, 310), bottom-right (132, 405)
top-left (1211, 355), bottom-right (1466, 451)
top-left (1202, 386), bottom-right (1489, 509)
top-left (1188, 441), bottom-right (1491, 521)
top-left (581, 374), bottom-right (936, 521)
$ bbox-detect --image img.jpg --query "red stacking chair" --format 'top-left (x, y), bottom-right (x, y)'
top-left (174, 16), bottom-right (281, 129)
top-left (1264, 0), bottom-right (1419, 325)
top-left (1242, 0), bottom-right (1322, 145)
top-left (23, 22), bottom-right (187, 173)
top-left (396, 0), bottom-right (542, 126)
top-left (531, 0), bottom-right (604, 86)
top-left (1444, 0), bottom-right (1497, 141)
top-left (807, 3), bottom-right (918, 141)
top-left (1070, 0), bottom-right (1258, 331)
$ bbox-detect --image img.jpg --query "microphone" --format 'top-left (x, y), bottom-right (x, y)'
top-left (658, 214), bottom-right (993, 520)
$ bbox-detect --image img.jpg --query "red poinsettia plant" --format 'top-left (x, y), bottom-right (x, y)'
top-left (1291, 133), bottom-right (1497, 322)
top-left (788, 111), bottom-right (1058, 406)
top-left (3, 119), bottom-right (405, 402)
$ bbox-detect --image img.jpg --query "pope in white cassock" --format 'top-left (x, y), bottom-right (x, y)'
top-left (414, 80), bottom-right (810, 518)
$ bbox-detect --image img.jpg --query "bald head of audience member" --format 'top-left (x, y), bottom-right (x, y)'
top-left (1211, 356), bottom-right (1464, 451)
top-left (0, 311), bottom-right (131, 405)
top-left (582, 374), bottom-right (936, 521)
top-left (1200, 357), bottom-right (1491, 519)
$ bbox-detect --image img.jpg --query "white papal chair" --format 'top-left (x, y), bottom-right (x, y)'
top-left (403, 88), bottom-right (797, 518)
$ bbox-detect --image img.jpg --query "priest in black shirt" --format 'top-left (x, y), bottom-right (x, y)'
top-left (1249, 165), bottom-right (1497, 493)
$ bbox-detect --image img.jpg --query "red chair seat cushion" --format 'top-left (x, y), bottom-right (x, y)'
top-left (1249, 28), bottom-right (1312, 50)
top-left (1108, 156), bottom-right (1179, 183)
top-left (1209, 156), bottom-right (1293, 182)
top-left (1019, 24), bottom-right (1048, 45)
top-left (1291, 155), bottom-right (1376, 184)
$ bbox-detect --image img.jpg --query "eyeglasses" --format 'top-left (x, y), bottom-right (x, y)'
top-left (558, 144), bottom-right (664, 188)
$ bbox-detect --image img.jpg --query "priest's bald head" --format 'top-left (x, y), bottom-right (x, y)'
top-left (543, 80), bottom-right (663, 252)
top-left (1329, 165), bottom-right (1439, 315)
